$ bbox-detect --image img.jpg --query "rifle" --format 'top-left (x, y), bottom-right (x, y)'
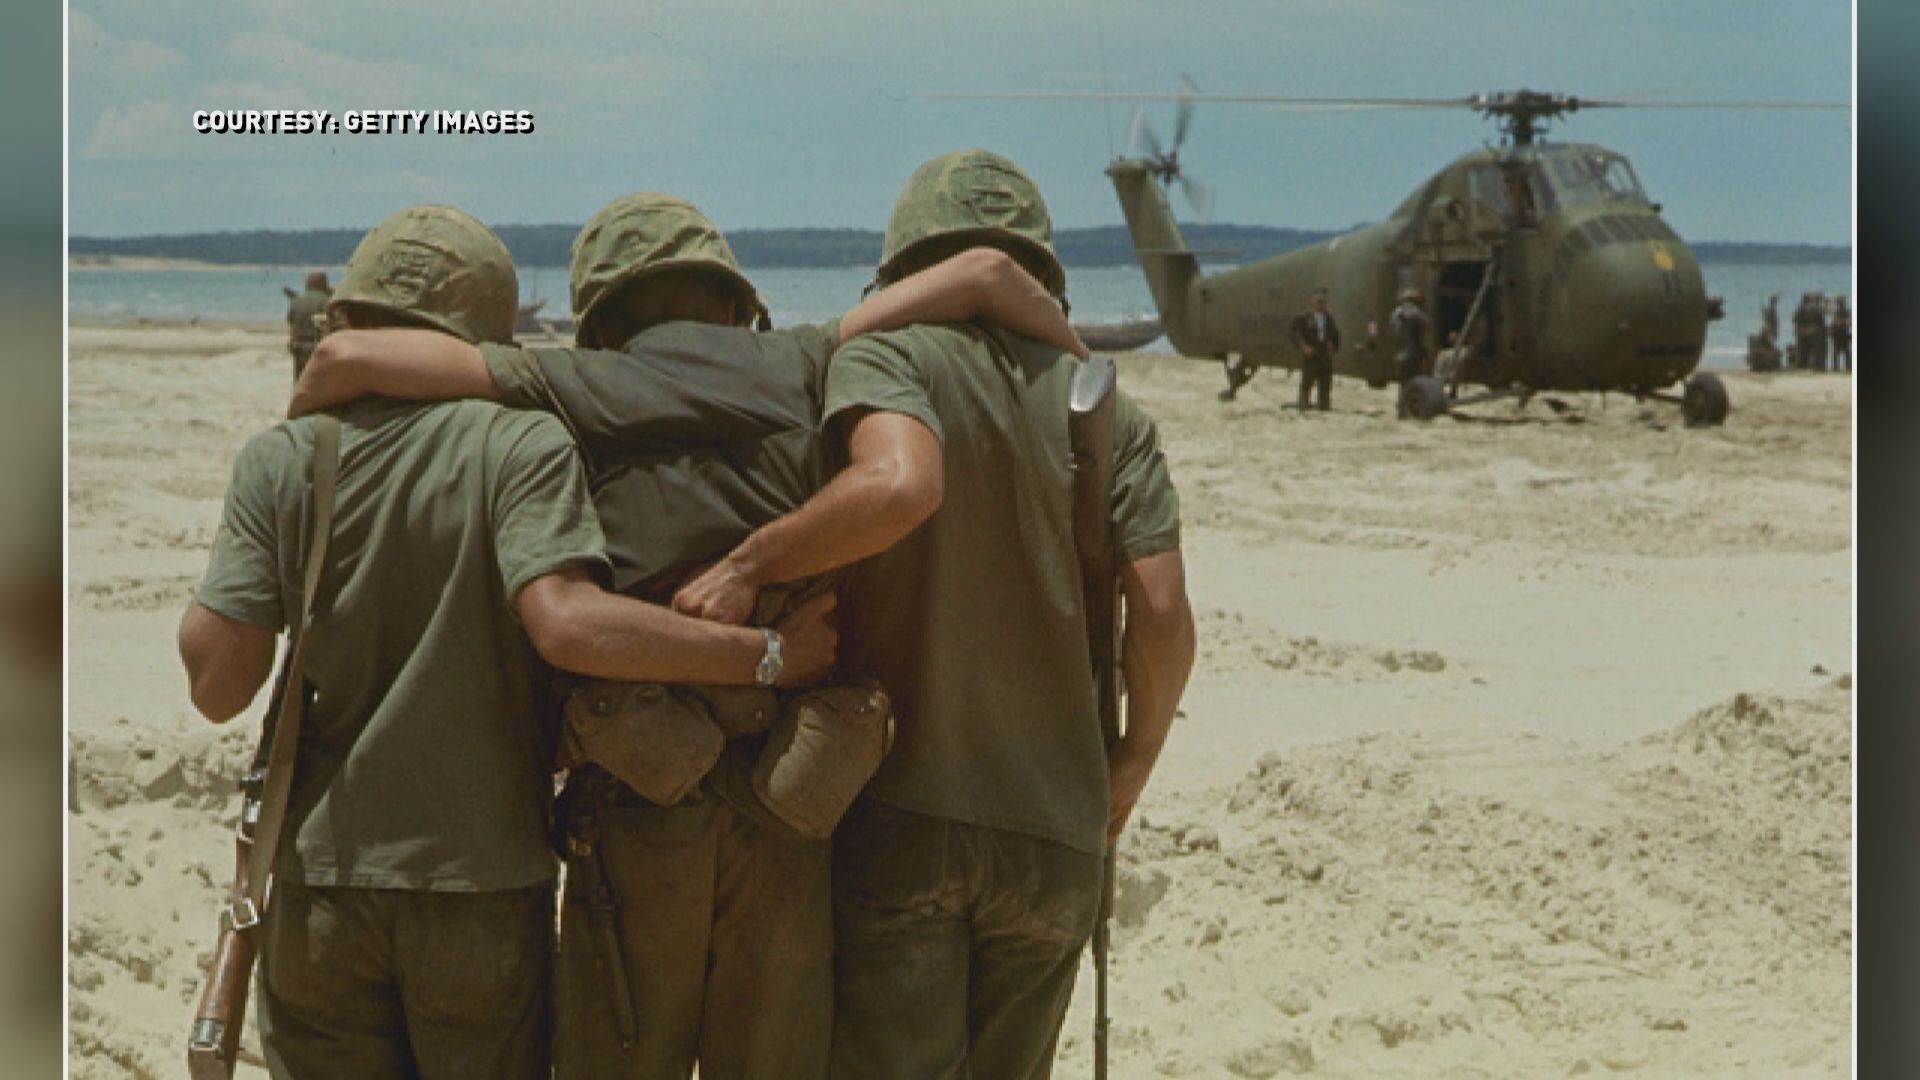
top-left (186, 765), bottom-right (267, 1079)
top-left (1068, 355), bottom-right (1121, 1080)
top-left (186, 414), bottom-right (342, 1079)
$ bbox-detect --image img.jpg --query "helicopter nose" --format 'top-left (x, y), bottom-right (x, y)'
top-left (1557, 237), bottom-right (1708, 385)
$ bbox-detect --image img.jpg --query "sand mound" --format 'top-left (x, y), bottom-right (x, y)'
top-left (70, 724), bottom-right (266, 1080)
top-left (1198, 608), bottom-right (1451, 680)
top-left (1056, 684), bottom-right (1851, 1077)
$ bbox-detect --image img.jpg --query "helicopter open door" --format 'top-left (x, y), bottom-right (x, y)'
top-left (1434, 260), bottom-right (1496, 377)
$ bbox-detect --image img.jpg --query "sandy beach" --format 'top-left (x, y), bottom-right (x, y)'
top-left (67, 319), bottom-right (1852, 1078)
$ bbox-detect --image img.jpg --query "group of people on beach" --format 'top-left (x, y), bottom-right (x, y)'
top-left (199, 147), bottom-right (1197, 1079)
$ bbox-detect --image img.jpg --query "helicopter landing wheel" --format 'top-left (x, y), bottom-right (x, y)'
top-left (1681, 372), bottom-right (1730, 427)
top-left (1400, 376), bottom-right (1450, 421)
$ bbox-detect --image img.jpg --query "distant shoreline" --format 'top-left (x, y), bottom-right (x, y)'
top-left (71, 225), bottom-right (1852, 272)
top-left (69, 254), bottom-right (284, 272)
top-left (72, 249), bottom-right (1853, 275)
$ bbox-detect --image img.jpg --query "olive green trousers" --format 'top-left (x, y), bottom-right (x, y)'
top-left (255, 880), bottom-right (555, 1080)
top-left (828, 800), bottom-right (1104, 1080)
top-left (556, 779), bottom-right (833, 1080)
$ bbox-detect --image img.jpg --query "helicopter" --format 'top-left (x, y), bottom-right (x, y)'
top-left (952, 86), bottom-right (1844, 425)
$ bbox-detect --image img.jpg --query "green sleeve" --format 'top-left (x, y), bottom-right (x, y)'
top-left (823, 331), bottom-right (944, 444)
top-left (479, 342), bottom-right (563, 415)
top-left (195, 430), bottom-right (292, 630)
top-left (1112, 391), bottom-right (1181, 563)
top-left (488, 412), bottom-right (612, 603)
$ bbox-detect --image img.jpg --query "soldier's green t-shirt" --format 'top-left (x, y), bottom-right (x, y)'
top-left (195, 398), bottom-right (609, 891)
top-left (479, 320), bottom-right (838, 598)
top-left (823, 322), bottom-right (1181, 856)
top-left (479, 322), bottom-right (842, 832)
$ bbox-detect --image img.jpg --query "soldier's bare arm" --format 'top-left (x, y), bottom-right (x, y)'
top-left (1107, 547), bottom-right (1195, 841)
top-left (841, 248), bottom-right (1088, 358)
top-left (176, 603), bottom-right (276, 723)
top-left (288, 329), bottom-right (495, 417)
top-left (672, 412), bottom-right (942, 624)
top-left (518, 566), bottom-right (837, 688)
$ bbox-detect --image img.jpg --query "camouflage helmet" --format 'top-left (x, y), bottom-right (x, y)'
top-left (570, 193), bottom-right (766, 346)
top-left (328, 205), bottom-right (517, 344)
top-left (876, 149), bottom-right (1066, 296)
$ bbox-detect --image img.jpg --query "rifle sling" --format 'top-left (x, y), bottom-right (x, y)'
top-left (232, 414), bottom-right (342, 929)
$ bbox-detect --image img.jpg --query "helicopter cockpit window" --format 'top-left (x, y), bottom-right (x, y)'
top-left (1544, 151), bottom-right (1648, 208)
top-left (1468, 166), bottom-right (1512, 225)
top-left (1529, 166), bottom-right (1558, 214)
top-left (1595, 156), bottom-right (1647, 202)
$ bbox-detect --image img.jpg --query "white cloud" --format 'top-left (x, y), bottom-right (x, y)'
top-left (223, 30), bottom-right (461, 106)
top-left (77, 100), bottom-right (194, 160)
top-left (69, 10), bottom-right (187, 85)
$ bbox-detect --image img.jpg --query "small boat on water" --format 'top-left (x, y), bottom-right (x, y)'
top-left (516, 298), bottom-right (576, 339)
top-left (1073, 316), bottom-right (1163, 352)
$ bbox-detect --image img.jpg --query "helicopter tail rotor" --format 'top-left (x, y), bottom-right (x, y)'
top-left (1178, 175), bottom-right (1216, 223)
top-left (1126, 75), bottom-right (1214, 221)
top-left (1172, 73), bottom-right (1199, 150)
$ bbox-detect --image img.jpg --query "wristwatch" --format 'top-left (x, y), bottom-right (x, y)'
top-left (754, 628), bottom-right (784, 687)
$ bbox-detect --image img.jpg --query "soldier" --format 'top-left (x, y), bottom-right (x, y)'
top-left (1790, 293), bottom-right (1811, 370)
top-left (1794, 291), bottom-right (1829, 372)
top-left (178, 205), bottom-right (836, 1079)
top-left (1761, 292), bottom-right (1780, 345)
top-left (1831, 295), bottom-right (1852, 373)
top-left (284, 271), bottom-right (331, 378)
top-left (1812, 291), bottom-right (1831, 370)
top-left (674, 149), bottom-right (1198, 1079)
top-left (1389, 287), bottom-right (1432, 417)
top-left (1290, 288), bottom-right (1340, 411)
top-left (288, 192), bottom-right (1088, 1080)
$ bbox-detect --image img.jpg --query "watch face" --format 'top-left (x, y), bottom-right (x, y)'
top-left (756, 631), bottom-right (783, 686)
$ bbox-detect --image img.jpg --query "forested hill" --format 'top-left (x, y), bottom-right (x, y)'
top-left (70, 224), bottom-right (1850, 268)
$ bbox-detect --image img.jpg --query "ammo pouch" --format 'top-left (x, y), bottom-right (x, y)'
top-left (562, 680), bottom-right (778, 806)
top-left (751, 681), bottom-right (894, 840)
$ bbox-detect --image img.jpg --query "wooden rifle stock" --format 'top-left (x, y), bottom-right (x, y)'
top-left (187, 823), bottom-right (257, 1080)
top-left (1068, 355), bottom-right (1121, 1080)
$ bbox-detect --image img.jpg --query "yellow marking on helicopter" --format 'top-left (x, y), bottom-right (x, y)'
top-left (1650, 242), bottom-right (1676, 272)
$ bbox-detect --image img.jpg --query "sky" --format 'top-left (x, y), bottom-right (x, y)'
top-left (69, 0), bottom-right (1853, 244)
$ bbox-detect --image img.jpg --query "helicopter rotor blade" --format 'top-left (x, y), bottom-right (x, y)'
top-left (1125, 105), bottom-right (1150, 156)
top-left (1575, 99), bottom-right (1849, 110)
top-left (930, 90), bottom-right (1481, 107)
top-left (1172, 73), bottom-right (1199, 152)
top-left (1141, 119), bottom-right (1165, 163)
top-left (929, 90), bottom-right (1844, 111)
top-left (1179, 175), bottom-right (1217, 223)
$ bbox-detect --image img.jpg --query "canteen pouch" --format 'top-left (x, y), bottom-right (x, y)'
top-left (751, 681), bottom-right (894, 839)
top-left (686, 685), bottom-right (781, 739)
top-left (564, 680), bottom-right (725, 806)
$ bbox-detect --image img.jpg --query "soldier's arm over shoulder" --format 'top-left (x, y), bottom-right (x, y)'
top-left (671, 334), bottom-right (944, 620)
top-left (838, 249), bottom-right (1087, 358)
top-left (291, 329), bottom-right (501, 417)
top-left (506, 326), bottom-right (805, 453)
top-left (1112, 391), bottom-right (1180, 563)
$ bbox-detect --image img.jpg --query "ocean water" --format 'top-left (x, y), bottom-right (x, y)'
top-left (70, 260), bottom-right (1852, 370)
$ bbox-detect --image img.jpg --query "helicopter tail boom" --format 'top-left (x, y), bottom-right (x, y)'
top-left (1107, 158), bottom-right (1205, 353)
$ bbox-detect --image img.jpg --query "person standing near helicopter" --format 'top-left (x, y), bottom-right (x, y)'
top-left (1290, 288), bottom-right (1340, 411)
top-left (1389, 288), bottom-right (1431, 417)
